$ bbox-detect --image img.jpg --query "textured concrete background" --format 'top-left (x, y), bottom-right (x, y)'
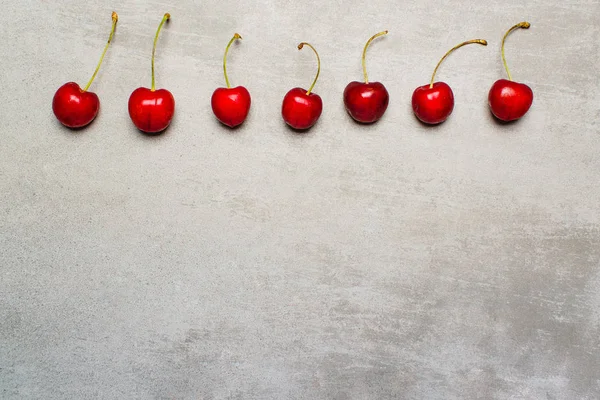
top-left (1, 0), bottom-right (599, 398)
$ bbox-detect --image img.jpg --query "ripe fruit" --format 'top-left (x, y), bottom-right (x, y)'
top-left (412, 39), bottom-right (487, 125)
top-left (343, 30), bottom-right (389, 123)
top-left (211, 33), bottom-right (251, 128)
top-left (128, 13), bottom-right (175, 134)
top-left (281, 42), bottom-right (323, 130)
top-left (488, 22), bottom-right (533, 122)
top-left (52, 12), bottom-right (118, 129)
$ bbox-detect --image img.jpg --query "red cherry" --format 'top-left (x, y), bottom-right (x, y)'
top-left (489, 79), bottom-right (533, 121)
top-left (344, 81), bottom-right (389, 123)
top-left (128, 13), bottom-right (175, 134)
top-left (128, 87), bottom-right (175, 133)
top-left (411, 82), bottom-right (454, 125)
top-left (211, 33), bottom-right (251, 128)
top-left (52, 12), bottom-right (118, 128)
top-left (281, 42), bottom-right (323, 130)
top-left (282, 87), bottom-right (323, 130)
top-left (412, 39), bottom-right (487, 125)
top-left (343, 31), bottom-right (389, 123)
top-left (53, 82), bottom-right (100, 128)
top-left (488, 22), bottom-right (533, 122)
top-left (212, 87), bottom-right (251, 128)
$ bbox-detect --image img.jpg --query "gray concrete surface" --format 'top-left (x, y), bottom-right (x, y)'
top-left (1, 0), bottom-right (600, 398)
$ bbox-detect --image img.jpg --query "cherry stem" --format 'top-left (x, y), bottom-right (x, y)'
top-left (298, 42), bottom-right (320, 95)
top-left (83, 12), bottom-right (118, 92)
top-left (151, 13), bottom-right (170, 92)
top-left (501, 21), bottom-right (530, 81)
top-left (362, 30), bottom-right (388, 83)
top-left (429, 39), bottom-right (488, 88)
top-left (223, 33), bottom-right (242, 88)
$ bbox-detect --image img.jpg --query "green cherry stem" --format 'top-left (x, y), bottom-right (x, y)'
top-left (298, 42), bottom-right (320, 95)
top-left (151, 13), bottom-right (170, 92)
top-left (362, 30), bottom-right (388, 83)
top-left (501, 21), bottom-right (530, 81)
top-left (223, 33), bottom-right (242, 89)
top-left (429, 39), bottom-right (488, 88)
top-left (82, 11), bottom-right (118, 92)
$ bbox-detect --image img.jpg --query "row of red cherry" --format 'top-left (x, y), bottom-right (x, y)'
top-left (52, 12), bottom-right (534, 133)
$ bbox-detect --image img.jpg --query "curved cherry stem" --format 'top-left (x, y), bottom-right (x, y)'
top-left (223, 33), bottom-right (242, 88)
top-left (429, 39), bottom-right (488, 88)
top-left (298, 42), bottom-right (320, 95)
top-left (362, 30), bottom-right (388, 83)
top-left (501, 21), bottom-right (530, 81)
top-left (151, 13), bottom-right (170, 91)
top-left (83, 12), bottom-right (118, 92)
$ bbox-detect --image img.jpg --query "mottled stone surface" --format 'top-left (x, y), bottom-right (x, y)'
top-left (1, 0), bottom-right (599, 398)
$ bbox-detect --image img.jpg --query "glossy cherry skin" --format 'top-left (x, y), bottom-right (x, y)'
top-left (128, 87), bottom-right (175, 133)
top-left (343, 81), bottom-right (389, 123)
top-left (411, 82), bottom-right (454, 125)
top-left (52, 82), bottom-right (100, 128)
top-left (281, 87), bottom-right (323, 130)
top-left (488, 79), bottom-right (533, 122)
top-left (211, 86), bottom-right (251, 128)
